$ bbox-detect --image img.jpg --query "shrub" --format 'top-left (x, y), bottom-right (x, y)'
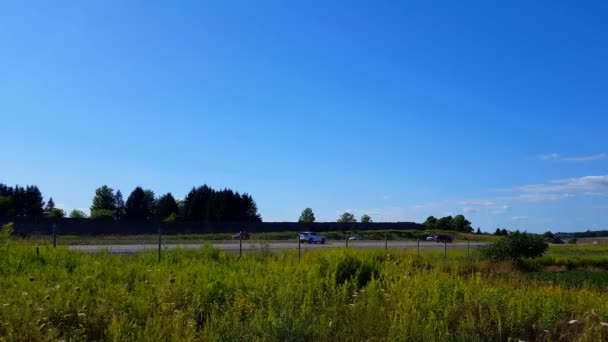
top-left (334, 255), bottom-right (378, 288)
top-left (567, 238), bottom-right (578, 244)
top-left (481, 231), bottom-right (548, 261)
top-left (47, 208), bottom-right (65, 218)
top-left (90, 209), bottom-right (115, 219)
top-left (69, 209), bottom-right (87, 218)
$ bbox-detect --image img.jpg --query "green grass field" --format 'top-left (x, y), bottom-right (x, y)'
top-left (1, 241), bottom-right (608, 341)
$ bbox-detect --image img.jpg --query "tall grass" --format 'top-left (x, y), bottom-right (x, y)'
top-left (1, 243), bottom-right (607, 341)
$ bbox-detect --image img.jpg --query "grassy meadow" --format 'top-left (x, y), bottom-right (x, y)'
top-left (1, 242), bottom-right (608, 341)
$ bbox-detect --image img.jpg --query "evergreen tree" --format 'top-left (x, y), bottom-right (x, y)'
top-left (45, 197), bottom-right (55, 213)
top-left (242, 193), bottom-right (262, 222)
top-left (155, 193), bottom-right (179, 220)
top-left (114, 190), bottom-right (125, 219)
top-left (23, 186), bottom-right (45, 216)
top-left (125, 187), bottom-right (155, 220)
top-left (476, 227), bottom-right (482, 235)
top-left (183, 185), bottom-right (213, 221)
top-left (90, 185), bottom-right (116, 218)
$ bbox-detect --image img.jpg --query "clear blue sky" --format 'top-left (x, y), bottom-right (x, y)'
top-left (1, 1), bottom-right (607, 232)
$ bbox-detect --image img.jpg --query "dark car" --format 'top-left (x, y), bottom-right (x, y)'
top-left (427, 234), bottom-right (453, 243)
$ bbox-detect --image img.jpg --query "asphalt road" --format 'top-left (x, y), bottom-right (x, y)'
top-left (68, 241), bottom-right (489, 254)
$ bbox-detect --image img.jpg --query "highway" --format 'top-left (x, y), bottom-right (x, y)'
top-left (68, 240), bottom-right (488, 254)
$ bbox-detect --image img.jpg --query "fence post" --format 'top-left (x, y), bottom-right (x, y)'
top-left (52, 224), bottom-right (57, 248)
top-left (444, 241), bottom-right (447, 260)
top-left (346, 234), bottom-right (349, 248)
top-left (417, 238), bottom-right (420, 256)
top-left (385, 235), bottom-right (388, 250)
top-left (36, 246), bottom-right (39, 257)
top-left (298, 232), bottom-right (301, 261)
top-left (239, 231), bottom-right (243, 258)
top-left (157, 226), bottom-right (162, 263)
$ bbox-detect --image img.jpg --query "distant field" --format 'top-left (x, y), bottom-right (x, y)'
top-left (1, 241), bottom-right (608, 341)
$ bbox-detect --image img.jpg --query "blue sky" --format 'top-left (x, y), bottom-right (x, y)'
top-left (1, 1), bottom-right (607, 232)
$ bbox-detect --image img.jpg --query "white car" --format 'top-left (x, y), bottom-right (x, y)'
top-left (299, 232), bottom-right (326, 244)
top-left (348, 235), bottom-right (362, 241)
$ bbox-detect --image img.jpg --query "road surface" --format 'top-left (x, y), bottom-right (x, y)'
top-left (68, 241), bottom-right (489, 254)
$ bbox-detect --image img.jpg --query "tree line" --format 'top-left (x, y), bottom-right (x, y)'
top-left (89, 185), bottom-right (262, 222)
top-left (0, 182), bottom-right (262, 223)
top-left (423, 215), bottom-right (473, 233)
top-left (297, 208), bottom-right (372, 224)
top-left (0, 184), bottom-right (45, 217)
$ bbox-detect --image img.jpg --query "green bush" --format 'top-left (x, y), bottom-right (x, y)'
top-left (481, 231), bottom-right (548, 261)
top-left (90, 209), bottom-right (115, 219)
top-left (47, 208), bottom-right (65, 218)
top-left (334, 255), bottom-right (378, 288)
top-left (69, 209), bottom-right (87, 218)
top-left (567, 238), bottom-right (578, 244)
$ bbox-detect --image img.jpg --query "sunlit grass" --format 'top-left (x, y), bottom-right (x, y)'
top-left (1, 243), bottom-right (608, 341)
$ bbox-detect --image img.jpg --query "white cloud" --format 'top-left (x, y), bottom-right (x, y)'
top-left (513, 175), bottom-right (608, 194)
top-left (512, 193), bottom-right (574, 202)
top-left (539, 153), bottom-right (561, 161)
top-left (539, 153), bottom-right (608, 162)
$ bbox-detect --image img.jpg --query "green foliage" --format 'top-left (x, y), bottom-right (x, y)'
top-left (90, 185), bottom-right (116, 214)
top-left (46, 208), bottom-right (65, 219)
top-left (360, 214), bottom-right (372, 224)
top-left (451, 214), bottom-right (472, 232)
top-left (69, 209), bottom-right (87, 219)
top-left (114, 190), bottom-right (125, 219)
top-left (0, 196), bottom-right (13, 216)
top-left (337, 212), bottom-right (356, 223)
top-left (156, 193), bottom-right (179, 220)
top-left (334, 255), bottom-right (378, 288)
top-left (567, 238), bottom-right (578, 244)
top-left (90, 209), bottom-right (115, 219)
top-left (482, 231), bottom-right (549, 261)
top-left (425, 215), bottom-right (472, 233)
top-left (475, 227), bottom-right (482, 235)
top-left (0, 184), bottom-right (45, 217)
top-left (298, 208), bottom-right (315, 223)
top-left (494, 228), bottom-right (509, 236)
top-left (183, 185), bottom-right (261, 222)
top-left (125, 187), bottom-right (155, 220)
top-left (1, 246), bottom-right (608, 341)
top-left (543, 231), bottom-right (555, 239)
top-left (44, 197), bottom-right (55, 213)
top-left (0, 222), bottom-right (13, 247)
